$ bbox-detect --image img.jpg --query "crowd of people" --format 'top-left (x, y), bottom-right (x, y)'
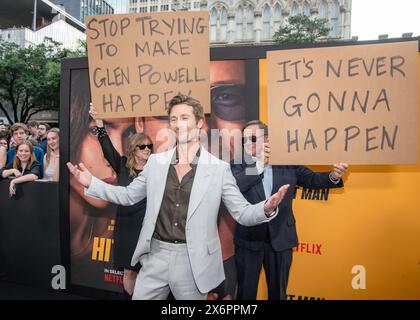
top-left (0, 120), bottom-right (60, 196)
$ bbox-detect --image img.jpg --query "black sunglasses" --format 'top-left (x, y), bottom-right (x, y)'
top-left (137, 144), bottom-right (153, 150)
top-left (242, 135), bottom-right (265, 144)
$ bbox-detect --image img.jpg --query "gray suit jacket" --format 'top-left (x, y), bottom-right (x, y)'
top-left (85, 147), bottom-right (277, 293)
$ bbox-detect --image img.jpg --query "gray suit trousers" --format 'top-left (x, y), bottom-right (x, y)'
top-left (132, 238), bottom-right (208, 300)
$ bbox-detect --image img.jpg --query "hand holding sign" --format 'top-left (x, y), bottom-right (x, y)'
top-left (330, 163), bottom-right (349, 181)
top-left (263, 141), bottom-right (271, 166)
top-left (89, 103), bottom-right (104, 128)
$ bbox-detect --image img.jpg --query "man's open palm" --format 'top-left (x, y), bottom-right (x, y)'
top-left (67, 162), bottom-right (93, 188)
top-left (264, 184), bottom-right (290, 214)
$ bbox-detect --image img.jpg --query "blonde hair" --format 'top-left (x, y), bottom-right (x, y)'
top-left (125, 133), bottom-right (152, 177)
top-left (45, 128), bottom-right (60, 165)
top-left (13, 141), bottom-right (35, 170)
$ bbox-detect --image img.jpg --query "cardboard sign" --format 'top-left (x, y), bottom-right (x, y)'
top-left (267, 41), bottom-right (419, 165)
top-left (85, 12), bottom-right (210, 118)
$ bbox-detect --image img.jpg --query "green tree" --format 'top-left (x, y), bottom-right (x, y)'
top-left (0, 38), bottom-right (85, 124)
top-left (273, 14), bottom-right (331, 44)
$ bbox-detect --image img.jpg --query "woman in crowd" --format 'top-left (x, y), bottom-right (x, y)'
top-left (0, 141), bottom-right (40, 196)
top-left (43, 128), bottom-right (60, 182)
top-left (89, 103), bottom-right (152, 298)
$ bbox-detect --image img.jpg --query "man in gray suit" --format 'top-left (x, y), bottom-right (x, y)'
top-left (67, 94), bottom-right (290, 300)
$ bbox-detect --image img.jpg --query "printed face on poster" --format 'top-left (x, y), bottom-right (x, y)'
top-left (267, 41), bottom-right (419, 165)
top-left (85, 11), bottom-right (210, 119)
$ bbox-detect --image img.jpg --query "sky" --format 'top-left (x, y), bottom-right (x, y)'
top-left (351, 0), bottom-right (420, 40)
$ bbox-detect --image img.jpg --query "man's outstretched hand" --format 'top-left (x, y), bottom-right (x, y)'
top-left (264, 184), bottom-right (290, 215)
top-left (67, 162), bottom-right (93, 188)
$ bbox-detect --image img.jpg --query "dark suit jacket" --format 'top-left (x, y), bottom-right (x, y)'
top-left (230, 155), bottom-right (344, 252)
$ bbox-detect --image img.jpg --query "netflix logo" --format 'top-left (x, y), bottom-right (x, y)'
top-left (293, 243), bottom-right (322, 255)
top-left (103, 268), bottom-right (124, 284)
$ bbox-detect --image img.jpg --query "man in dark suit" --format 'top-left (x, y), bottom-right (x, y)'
top-left (230, 120), bottom-right (348, 300)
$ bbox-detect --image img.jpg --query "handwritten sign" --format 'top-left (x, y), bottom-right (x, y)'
top-left (85, 12), bottom-right (210, 118)
top-left (267, 41), bottom-right (419, 164)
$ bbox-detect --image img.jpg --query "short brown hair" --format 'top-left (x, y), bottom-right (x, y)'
top-left (38, 123), bottom-right (51, 131)
top-left (167, 94), bottom-right (204, 122)
top-left (243, 120), bottom-right (268, 136)
top-left (27, 121), bottom-right (39, 128)
top-left (10, 123), bottom-right (29, 135)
